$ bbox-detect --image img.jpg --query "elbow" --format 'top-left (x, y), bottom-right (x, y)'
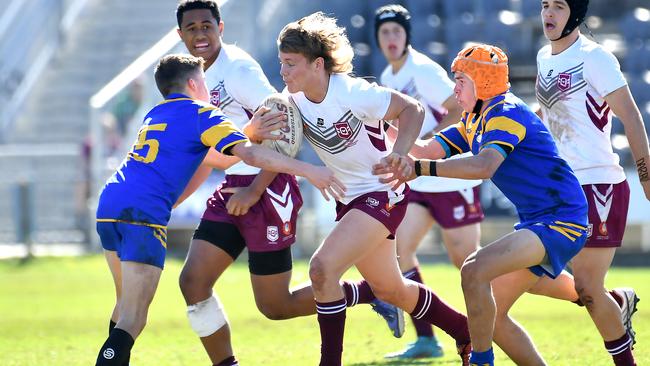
top-left (235, 144), bottom-right (258, 166)
top-left (480, 163), bottom-right (498, 179)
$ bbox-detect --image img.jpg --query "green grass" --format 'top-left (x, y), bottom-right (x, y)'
top-left (0, 255), bottom-right (648, 365)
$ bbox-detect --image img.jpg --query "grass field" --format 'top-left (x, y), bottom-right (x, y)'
top-left (1, 255), bottom-right (648, 365)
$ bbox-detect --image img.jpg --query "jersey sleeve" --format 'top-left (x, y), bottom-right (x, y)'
top-left (434, 119), bottom-right (469, 158)
top-left (348, 78), bottom-right (392, 122)
top-left (414, 62), bottom-right (454, 109)
top-left (584, 47), bottom-right (627, 98)
top-left (197, 105), bottom-right (248, 155)
top-left (480, 112), bottom-right (527, 158)
top-left (228, 60), bottom-right (277, 111)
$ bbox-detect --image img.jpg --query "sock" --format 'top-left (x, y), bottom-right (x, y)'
top-left (605, 333), bottom-right (636, 366)
top-left (403, 267), bottom-right (434, 337)
top-left (316, 298), bottom-right (347, 366)
top-left (610, 290), bottom-right (624, 308)
top-left (95, 328), bottom-right (134, 366)
top-left (409, 284), bottom-right (470, 345)
top-left (214, 355), bottom-right (239, 366)
top-left (470, 347), bottom-right (494, 366)
top-left (341, 280), bottom-right (375, 307)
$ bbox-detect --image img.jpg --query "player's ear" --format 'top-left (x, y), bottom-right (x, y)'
top-left (218, 21), bottom-right (224, 36)
top-left (177, 28), bottom-right (183, 39)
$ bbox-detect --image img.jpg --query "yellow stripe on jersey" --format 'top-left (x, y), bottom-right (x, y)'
top-left (200, 120), bottom-right (241, 147)
top-left (549, 225), bottom-right (577, 242)
top-left (157, 97), bottom-right (194, 106)
top-left (555, 220), bottom-right (587, 230)
top-left (439, 132), bottom-right (465, 155)
top-left (96, 219), bottom-right (167, 230)
top-left (484, 116), bottom-right (527, 143)
top-left (198, 105), bottom-right (219, 114)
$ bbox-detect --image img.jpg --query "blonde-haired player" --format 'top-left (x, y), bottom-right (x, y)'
top-left (278, 12), bottom-right (472, 366)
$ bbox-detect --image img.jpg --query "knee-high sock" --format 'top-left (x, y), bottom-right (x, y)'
top-left (316, 298), bottom-right (347, 366)
top-left (409, 284), bottom-right (470, 345)
top-left (605, 333), bottom-right (636, 366)
top-left (403, 267), bottom-right (434, 337)
top-left (95, 328), bottom-right (134, 366)
top-left (341, 280), bottom-right (375, 307)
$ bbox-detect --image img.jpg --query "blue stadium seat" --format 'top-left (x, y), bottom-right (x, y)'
top-left (623, 43), bottom-right (650, 74)
top-left (483, 19), bottom-right (534, 64)
top-left (444, 17), bottom-right (485, 55)
top-left (619, 8), bottom-right (650, 42)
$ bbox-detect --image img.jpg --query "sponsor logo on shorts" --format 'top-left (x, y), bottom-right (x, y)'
top-left (267, 226), bottom-right (279, 242)
top-left (366, 197), bottom-right (379, 208)
top-left (599, 222), bottom-right (608, 236)
top-left (103, 348), bottom-right (115, 359)
top-left (453, 205), bottom-right (465, 220)
top-left (282, 221), bottom-right (292, 235)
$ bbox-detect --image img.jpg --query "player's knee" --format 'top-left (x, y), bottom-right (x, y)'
top-left (256, 301), bottom-right (290, 320)
top-left (460, 259), bottom-right (481, 290)
top-left (574, 278), bottom-right (598, 310)
top-left (178, 267), bottom-right (208, 299)
top-left (309, 255), bottom-right (331, 292)
top-left (187, 295), bottom-right (229, 337)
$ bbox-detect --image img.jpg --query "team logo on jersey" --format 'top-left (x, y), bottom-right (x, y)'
top-left (366, 197), bottom-right (379, 207)
top-left (453, 205), bottom-right (465, 221)
top-left (317, 117), bottom-right (325, 127)
top-left (103, 348), bottom-right (115, 359)
top-left (333, 121), bottom-right (353, 139)
top-left (267, 226), bottom-right (279, 242)
top-left (210, 89), bottom-right (220, 106)
top-left (587, 223), bottom-right (593, 238)
top-left (557, 73), bottom-right (572, 92)
top-left (546, 69), bottom-right (554, 78)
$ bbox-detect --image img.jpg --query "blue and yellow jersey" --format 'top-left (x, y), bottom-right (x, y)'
top-left (96, 93), bottom-right (248, 227)
top-left (435, 92), bottom-right (587, 225)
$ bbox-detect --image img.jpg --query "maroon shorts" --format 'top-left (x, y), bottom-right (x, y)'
top-left (335, 187), bottom-right (410, 239)
top-left (409, 186), bottom-right (484, 229)
top-left (582, 180), bottom-right (630, 248)
top-left (201, 173), bottom-right (303, 252)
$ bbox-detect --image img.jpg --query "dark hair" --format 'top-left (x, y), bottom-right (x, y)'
top-left (176, 0), bottom-right (220, 28)
top-left (374, 4), bottom-right (411, 47)
top-left (154, 54), bottom-right (204, 97)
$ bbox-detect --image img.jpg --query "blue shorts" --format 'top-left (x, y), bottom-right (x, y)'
top-left (97, 221), bottom-right (167, 269)
top-left (518, 220), bottom-right (588, 278)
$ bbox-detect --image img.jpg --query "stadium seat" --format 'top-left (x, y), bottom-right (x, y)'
top-left (619, 7), bottom-right (650, 42)
top-left (623, 43), bottom-right (650, 74)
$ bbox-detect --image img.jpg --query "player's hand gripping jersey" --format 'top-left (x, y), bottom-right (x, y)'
top-left (96, 94), bottom-right (247, 226)
top-left (436, 92), bottom-right (587, 225)
top-left (381, 47), bottom-right (480, 193)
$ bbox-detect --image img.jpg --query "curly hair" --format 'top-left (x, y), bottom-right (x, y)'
top-left (277, 12), bottom-right (354, 74)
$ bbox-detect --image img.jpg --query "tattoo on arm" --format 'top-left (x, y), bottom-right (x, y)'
top-left (637, 157), bottom-right (649, 182)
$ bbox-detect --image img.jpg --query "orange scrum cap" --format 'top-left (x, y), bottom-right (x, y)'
top-left (451, 44), bottom-right (510, 100)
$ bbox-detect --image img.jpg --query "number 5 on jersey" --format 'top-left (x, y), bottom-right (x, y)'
top-left (129, 119), bottom-right (168, 163)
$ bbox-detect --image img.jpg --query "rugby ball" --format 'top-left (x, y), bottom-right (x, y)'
top-left (260, 93), bottom-right (303, 158)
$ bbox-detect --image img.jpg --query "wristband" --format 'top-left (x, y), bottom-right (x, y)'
top-left (415, 160), bottom-right (437, 176)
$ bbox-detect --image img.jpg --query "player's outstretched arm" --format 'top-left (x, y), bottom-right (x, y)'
top-left (605, 85), bottom-right (650, 200)
top-left (231, 142), bottom-right (346, 201)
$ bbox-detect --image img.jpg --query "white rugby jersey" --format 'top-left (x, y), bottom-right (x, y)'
top-left (290, 73), bottom-right (405, 204)
top-left (205, 43), bottom-right (276, 175)
top-left (536, 35), bottom-right (627, 185)
top-left (381, 47), bottom-right (481, 193)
